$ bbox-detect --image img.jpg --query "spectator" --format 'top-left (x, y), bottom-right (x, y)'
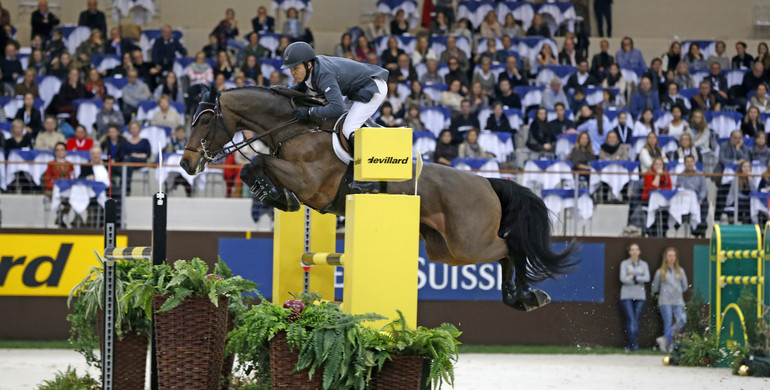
top-left (84, 68), bottom-right (104, 99)
top-left (213, 72), bottom-right (226, 92)
top-left (268, 70), bottom-right (287, 87)
top-left (600, 88), bottom-right (624, 111)
top-left (0, 0), bottom-right (10, 26)
top-left (274, 36), bottom-right (291, 59)
top-left (0, 42), bottom-right (22, 90)
top-left (593, 0), bottom-right (612, 37)
top-left (683, 43), bottom-right (706, 70)
top-left (403, 105), bottom-right (425, 131)
top-left (643, 58), bottom-right (666, 97)
top-left (536, 43), bottom-right (557, 68)
top-left (28, 48), bottom-right (48, 76)
top-left (202, 34), bottom-right (219, 60)
top-left (75, 29), bottom-right (106, 64)
top-left (131, 50), bottom-right (157, 87)
top-left (564, 59), bottom-right (598, 93)
top-left (459, 128), bottom-right (493, 158)
top-left (472, 57), bottom-right (497, 98)
top-left (569, 87), bottom-right (589, 112)
top-left (660, 82), bottom-right (689, 115)
top-left (660, 106), bottom-right (690, 139)
top-left (639, 132), bottom-right (668, 173)
top-left (381, 36), bottom-right (404, 71)
top-left (707, 40), bottom-right (730, 70)
top-left (643, 157), bottom-right (673, 237)
top-left (239, 55), bottom-right (263, 86)
top-left (475, 38), bottom-right (503, 65)
top-left (154, 71), bottom-right (183, 104)
top-left (14, 68), bottom-right (40, 98)
top-left (444, 56), bottom-right (469, 92)
top-left (31, 0), bottom-right (59, 41)
top-left (740, 62), bottom-right (769, 101)
top-left (757, 42), bottom-right (770, 71)
top-left (618, 243), bottom-right (649, 352)
top-left (616, 37), bottom-right (645, 68)
top-left (151, 25), bottom-right (187, 73)
top-left (486, 101), bottom-right (514, 133)
top-left (467, 81), bottom-right (488, 112)
top-left (730, 160), bottom-right (755, 223)
top-left (439, 36), bottom-right (470, 73)
top-left (117, 121), bottom-right (151, 195)
top-left (366, 52), bottom-right (379, 66)
top-left (100, 124), bottom-right (125, 161)
top-left (151, 94), bottom-right (184, 129)
top-left (213, 50), bottom-right (233, 79)
top-left (251, 6), bottom-right (275, 33)
top-left (15, 93), bottom-right (43, 137)
top-left (44, 28), bottom-right (65, 59)
top-left (753, 131), bottom-right (770, 166)
top-left (568, 131), bottom-right (596, 184)
top-left (5, 119), bottom-right (33, 157)
top-left (105, 52), bottom-right (133, 78)
top-left (599, 130), bottom-right (630, 160)
top-left (384, 78), bottom-right (404, 115)
top-left (354, 35), bottom-right (374, 63)
top-left (496, 79), bottom-right (521, 109)
top-left (501, 14), bottom-right (522, 39)
top-left (630, 77), bottom-right (660, 118)
top-left (750, 84), bottom-right (770, 113)
top-left (105, 27), bottom-right (140, 57)
top-left (187, 51), bottom-right (213, 87)
top-left (448, 99), bottom-right (480, 143)
top-left (166, 125), bottom-right (187, 153)
top-left (690, 109), bottom-right (716, 151)
top-left (549, 102), bottom-right (574, 136)
top-left (732, 41), bottom-right (754, 70)
top-left (498, 55), bottom-right (528, 87)
top-left (577, 105), bottom-right (610, 154)
top-left (591, 39), bottom-right (614, 80)
top-left (333, 33), bottom-right (352, 58)
top-left (741, 106), bottom-right (765, 137)
top-left (420, 58), bottom-right (443, 85)
top-left (404, 80), bottom-right (434, 108)
top-left (450, 18), bottom-right (474, 48)
top-left (601, 63), bottom-right (627, 98)
top-left (375, 101), bottom-right (402, 127)
top-left (213, 8), bottom-right (240, 51)
top-left (633, 108), bottom-right (655, 137)
top-left (78, 0), bottom-right (106, 36)
top-left (365, 12), bottom-right (390, 41)
top-left (430, 11), bottom-right (451, 37)
top-left (44, 142), bottom-right (74, 227)
top-left (526, 13), bottom-right (550, 37)
top-left (761, 163), bottom-right (770, 192)
top-left (56, 68), bottom-right (92, 123)
top-left (613, 111), bottom-right (632, 144)
top-left (66, 124), bottom-right (93, 151)
top-left (651, 247), bottom-right (689, 351)
top-left (690, 80), bottom-right (720, 112)
top-left (669, 132), bottom-right (701, 163)
top-left (34, 115), bottom-right (65, 150)
top-left (661, 41), bottom-right (681, 73)
top-left (672, 61), bottom-right (694, 91)
top-left (479, 11), bottom-right (502, 39)
top-left (541, 77), bottom-right (569, 110)
top-left (390, 9), bottom-right (409, 35)
top-left (95, 94), bottom-right (123, 137)
top-left (715, 130), bottom-right (752, 220)
top-left (79, 145), bottom-right (110, 185)
top-left (677, 155), bottom-right (708, 236)
top-left (411, 35), bottom-right (436, 65)
top-left (433, 129), bottom-right (458, 165)
top-left (440, 79), bottom-right (464, 114)
top-left (527, 107), bottom-right (555, 152)
top-left (558, 38), bottom-right (583, 67)
top-left (121, 69), bottom-right (151, 123)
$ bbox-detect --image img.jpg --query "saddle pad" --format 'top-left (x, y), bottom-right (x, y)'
top-left (332, 133), bottom-right (353, 165)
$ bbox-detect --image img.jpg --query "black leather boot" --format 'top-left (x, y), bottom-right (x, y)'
top-left (347, 132), bottom-right (355, 158)
top-left (248, 173), bottom-right (301, 212)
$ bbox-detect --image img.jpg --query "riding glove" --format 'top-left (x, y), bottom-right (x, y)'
top-left (292, 107), bottom-right (310, 119)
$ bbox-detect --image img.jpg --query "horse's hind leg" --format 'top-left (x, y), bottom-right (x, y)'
top-left (499, 257), bottom-right (519, 307)
top-left (508, 247), bottom-right (552, 311)
top-left (239, 155), bottom-right (301, 211)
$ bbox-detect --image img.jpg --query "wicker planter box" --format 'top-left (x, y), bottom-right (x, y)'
top-left (369, 355), bottom-right (425, 390)
top-left (220, 312), bottom-right (236, 390)
top-left (269, 331), bottom-right (323, 389)
top-left (153, 295), bottom-right (229, 390)
top-left (97, 312), bottom-right (149, 390)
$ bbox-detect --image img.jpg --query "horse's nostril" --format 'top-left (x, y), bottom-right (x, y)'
top-left (180, 159), bottom-right (190, 172)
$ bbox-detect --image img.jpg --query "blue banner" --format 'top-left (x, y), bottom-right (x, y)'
top-left (218, 239), bottom-right (604, 303)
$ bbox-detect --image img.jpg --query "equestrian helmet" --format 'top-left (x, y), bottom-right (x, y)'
top-left (281, 42), bottom-right (316, 69)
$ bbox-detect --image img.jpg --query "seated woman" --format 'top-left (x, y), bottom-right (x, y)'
top-left (56, 68), bottom-right (92, 125)
top-left (673, 62), bottom-right (694, 90)
top-left (390, 9), bottom-right (409, 35)
top-left (66, 125), bottom-right (94, 151)
top-left (486, 102), bottom-right (514, 134)
top-left (100, 125), bottom-right (126, 162)
top-left (536, 43), bottom-right (558, 68)
top-left (729, 160), bottom-right (755, 224)
top-left (660, 106), bottom-right (691, 140)
top-left (433, 129), bottom-right (458, 166)
top-left (404, 80), bottom-right (434, 108)
top-left (754, 132), bottom-right (770, 167)
top-left (154, 71), bottom-right (184, 103)
top-left (239, 55), bottom-right (263, 86)
top-left (683, 43), bottom-right (706, 70)
top-left (742, 106), bottom-right (766, 137)
top-left (576, 105), bottom-right (611, 155)
top-left (669, 132), bottom-right (701, 163)
top-left (117, 121), bottom-right (151, 196)
top-left (354, 35), bottom-right (374, 63)
top-left (467, 81), bottom-right (489, 113)
top-left (440, 79), bottom-right (464, 113)
top-left (374, 101), bottom-right (403, 127)
top-left (690, 109), bottom-right (716, 151)
top-left (502, 13), bottom-right (523, 39)
top-left (403, 105), bottom-right (425, 131)
top-left (44, 142), bottom-right (75, 227)
top-left (599, 130), bottom-right (630, 160)
top-left (84, 68), bottom-right (105, 99)
top-left (380, 36), bottom-right (404, 71)
top-left (4, 119), bottom-right (33, 158)
top-left (526, 107), bottom-right (555, 153)
top-left (601, 63), bottom-right (627, 99)
top-left (459, 128), bottom-right (494, 159)
top-left (642, 156), bottom-right (672, 237)
top-left (479, 10), bottom-right (503, 39)
top-left (568, 132), bottom-right (597, 185)
top-left (151, 95), bottom-right (184, 129)
top-left (187, 51), bottom-right (214, 87)
top-left (749, 84), bottom-right (770, 113)
top-left (633, 108), bottom-right (656, 137)
top-left (14, 92), bottom-right (44, 137)
top-left (639, 132), bottom-right (669, 173)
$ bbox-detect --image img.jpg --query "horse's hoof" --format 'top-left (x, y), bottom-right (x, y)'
top-left (504, 289), bottom-right (551, 312)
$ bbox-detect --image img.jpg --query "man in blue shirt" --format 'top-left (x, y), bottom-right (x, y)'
top-left (629, 77), bottom-right (660, 118)
top-left (615, 36), bottom-right (645, 68)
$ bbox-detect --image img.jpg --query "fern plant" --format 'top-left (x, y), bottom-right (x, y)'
top-left (37, 366), bottom-right (99, 390)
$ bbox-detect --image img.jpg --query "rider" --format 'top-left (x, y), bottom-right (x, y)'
top-left (282, 41), bottom-right (389, 157)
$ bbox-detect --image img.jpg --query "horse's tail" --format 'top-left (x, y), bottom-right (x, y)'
top-left (487, 178), bottom-right (580, 285)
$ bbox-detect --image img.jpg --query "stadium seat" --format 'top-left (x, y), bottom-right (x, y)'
top-left (706, 111), bottom-right (742, 139)
top-left (496, 1), bottom-right (535, 31)
top-left (456, 1), bottom-right (495, 30)
top-left (413, 130), bottom-right (436, 160)
top-left (92, 55), bottom-right (121, 74)
top-left (374, 35), bottom-right (416, 56)
top-left (104, 77), bottom-right (129, 99)
top-left (504, 108), bottom-right (524, 132)
top-left (422, 84), bottom-right (447, 103)
top-left (258, 32), bottom-right (282, 57)
top-left (61, 26), bottom-right (92, 55)
top-left (376, 0), bottom-right (420, 29)
top-left (451, 157), bottom-right (501, 179)
top-left (477, 131), bottom-right (514, 163)
top-left (37, 75), bottom-right (62, 109)
top-left (682, 40), bottom-right (716, 60)
top-left (73, 99), bottom-right (103, 133)
top-left (584, 87), bottom-right (619, 106)
top-left (679, 88), bottom-right (699, 100)
top-left (3, 96), bottom-right (44, 119)
top-left (514, 86), bottom-right (544, 109)
top-left (419, 106), bottom-right (451, 137)
top-left (535, 65), bottom-right (577, 87)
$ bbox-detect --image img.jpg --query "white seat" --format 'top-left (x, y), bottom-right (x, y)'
top-left (422, 84), bottom-right (447, 103)
top-left (63, 26), bottom-right (92, 55)
top-left (419, 106), bottom-right (450, 137)
top-left (38, 76), bottom-right (62, 109)
top-left (75, 100), bottom-right (101, 133)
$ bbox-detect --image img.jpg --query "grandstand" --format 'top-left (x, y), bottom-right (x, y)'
top-left (1, 0), bottom-right (770, 237)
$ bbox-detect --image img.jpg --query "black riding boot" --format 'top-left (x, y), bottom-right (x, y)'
top-left (248, 173), bottom-right (301, 212)
top-left (347, 132), bottom-right (356, 159)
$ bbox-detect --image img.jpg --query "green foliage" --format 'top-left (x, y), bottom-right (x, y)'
top-left (36, 366), bottom-right (99, 390)
top-left (737, 286), bottom-right (762, 347)
top-left (67, 253), bottom-right (152, 369)
top-left (121, 258), bottom-right (259, 320)
top-left (681, 292), bottom-right (708, 337)
top-left (679, 333), bottom-right (719, 366)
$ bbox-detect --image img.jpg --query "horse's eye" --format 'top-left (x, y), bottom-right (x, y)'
top-left (201, 118), bottom-right (210, 125)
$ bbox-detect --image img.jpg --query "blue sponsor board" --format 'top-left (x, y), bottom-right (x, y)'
top-left (218, 239), bottom-right (604, 303)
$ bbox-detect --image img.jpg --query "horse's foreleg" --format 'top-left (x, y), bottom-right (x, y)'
top-left (239, 155), bottom-right (301, 211)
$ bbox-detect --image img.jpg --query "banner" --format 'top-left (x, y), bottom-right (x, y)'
top-left (219, 238), bottom-right (604, 303)
top-left (0, 234), bottom-right (127, 296)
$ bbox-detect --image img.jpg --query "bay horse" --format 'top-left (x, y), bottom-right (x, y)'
top-left (180, 86), bottom-right (578, 311)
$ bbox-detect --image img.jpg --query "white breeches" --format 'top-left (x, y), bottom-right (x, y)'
top-left (341, 76), bottom-right (388, 138)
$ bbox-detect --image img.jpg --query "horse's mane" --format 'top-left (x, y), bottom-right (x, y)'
top-left (221, 85), bottom-right (324, 107)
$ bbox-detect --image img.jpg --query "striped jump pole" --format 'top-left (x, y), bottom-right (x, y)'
top-left (102, 192), bottom-right (166, 390)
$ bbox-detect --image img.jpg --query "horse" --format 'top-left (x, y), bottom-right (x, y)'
top-left (180, 86), bottom-right (578, 311)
